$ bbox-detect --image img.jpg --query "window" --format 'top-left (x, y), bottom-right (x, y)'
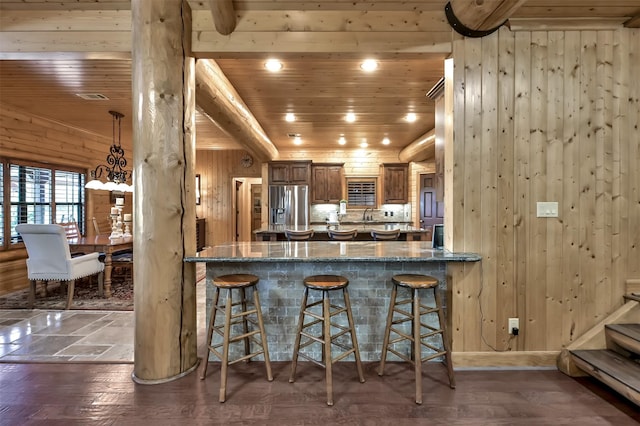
top-left (346, 178), bottom-right (377, 208)
top-left (1, 158), bottom-right (85, 249)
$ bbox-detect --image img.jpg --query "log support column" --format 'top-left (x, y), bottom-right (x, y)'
top-left (131, 0), bottom-right (198, 383)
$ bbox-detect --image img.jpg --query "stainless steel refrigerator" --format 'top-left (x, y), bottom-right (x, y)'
top-left (269, 185), bottom-right (309, 227)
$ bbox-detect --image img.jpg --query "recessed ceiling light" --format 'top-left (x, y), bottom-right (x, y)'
top-left (345, 112), bottom-right (356, 123)
top-left (293, 136), bottom-right (302, 145)
top-left (360, 59), bottom-right (378, 72)
top-left (285, 113), bottom-right (296, 122)
top-left (360, 139), bottom-right (368, 148)
top-left (382, 137), bottom-right (391, 145)
top-left (338, 136), bottom-right (346, 145)
top-left (405, 112), bottom-right (417, 122)
top-left (265, 59), bottom-right (283, 72)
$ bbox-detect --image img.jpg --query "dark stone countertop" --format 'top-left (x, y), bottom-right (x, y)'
top-left (185, 241), bottom-right (481, 263)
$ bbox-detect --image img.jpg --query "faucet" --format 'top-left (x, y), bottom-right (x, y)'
top-left (362, 208), bottom-right (372, 221)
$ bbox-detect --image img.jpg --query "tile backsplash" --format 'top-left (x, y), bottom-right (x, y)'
top-left (310, 203), bottom-right (412, 223)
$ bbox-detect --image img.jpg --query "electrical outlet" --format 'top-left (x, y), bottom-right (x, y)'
top-left (508, 318), bottom-right (519, 334)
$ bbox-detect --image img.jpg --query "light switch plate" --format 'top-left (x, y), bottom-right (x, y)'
top-left (536, 202), bottom-right (558, 218)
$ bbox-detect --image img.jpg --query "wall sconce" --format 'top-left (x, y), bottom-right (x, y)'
top-left (195, 174), bottom-right (201, 205)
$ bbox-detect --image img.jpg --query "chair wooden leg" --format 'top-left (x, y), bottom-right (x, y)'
top-left (434, 287), bottom-right (456, 389)
top-left (413, 289), bottom-right (422, 405)
top-left (28, 280), bottom-right (36, 309)
top-left (201, 287), bottom-right (220, 380)
top-left (343, 288), bottom-right (365, 383)
top-left (289, 287), bottom-right (308, 383)
top-left (65, 280), bottom-right (75, 310)
top-left (323, 291), bottom-right (334, 406)
top-left (240, 288), bottom-right (250, 358)
top-left (378, 283), bottom-right (398, 376)
top-left (98, 272), bottom-right (104, 297)
top-left (252, 287), bottom-right (273, 381)
top-left (219, 289), bottom-right (233, 403)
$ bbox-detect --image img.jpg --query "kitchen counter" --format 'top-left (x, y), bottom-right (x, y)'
top-left (185, 241), bottom-right (480, 361)
top-left (254, 223), bottom-right (429, 241)
top-left (187, 240), bottom-right (479, 263)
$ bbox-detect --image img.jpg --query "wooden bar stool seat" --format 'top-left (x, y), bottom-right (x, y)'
top-left (289, 274), bottom-right (365, 406)
top-left (378, 273), bottom-right (455, 404)
top-left (200, 273), bottom-right (273, 402)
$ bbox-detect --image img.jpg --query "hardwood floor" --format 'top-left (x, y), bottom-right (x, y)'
top-left (0, 361), bottom-right (638, 425)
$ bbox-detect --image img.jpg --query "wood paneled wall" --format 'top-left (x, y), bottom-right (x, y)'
top-left (277, 148), bottom-right (404, 176)
top-left (195, 148), bottom-right (433, 245)
top-left (447, 27), bottom-right (640, 362)
top-left (0, 104), bottom-right (120, 295)
top-left (195, 150), bottom-right (262, 247)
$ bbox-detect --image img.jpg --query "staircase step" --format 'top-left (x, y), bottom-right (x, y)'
top-left (606, 323), bottom-right (640, 356)
top-left (571, 349), bottom-right (640, 406)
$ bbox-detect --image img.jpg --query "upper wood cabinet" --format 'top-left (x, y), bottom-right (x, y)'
top-left (381, 163), bottom-right (409, 204)
top-left (311, 163), bottom-right (344, 204)
top-left (269, 161), bottom-right (311, 185)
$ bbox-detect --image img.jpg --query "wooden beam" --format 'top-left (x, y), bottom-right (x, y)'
top-left (195, 59), bottom-right (278, 162)
top-left (192, 31), bottom-right (452, 56)
top-left (509, 17), bottom-right (627, 31)
top-left (398, 128), bottom-right (435, 163)
top-left (447, 0), bottom-right (526, 35)
top-left (624, 14), bottom-right (640, 28)
top-left (209, 0), bottom-right (236, 35)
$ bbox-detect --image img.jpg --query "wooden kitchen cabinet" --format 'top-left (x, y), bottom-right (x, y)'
top-left (311, 163), bottom-right (344, 203)
top-left (269, 161), bottom-right (311, 185)
top-left (381, 163), bottom-right (408, 204)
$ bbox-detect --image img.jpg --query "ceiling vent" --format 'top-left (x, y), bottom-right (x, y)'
top-left (76, 93), bottom-right (109, 100)
top-left (287, 133), bottom-right (299, 138)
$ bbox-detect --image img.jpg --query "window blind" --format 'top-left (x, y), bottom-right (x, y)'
top-left (346, 179), bottom-right (376, 207)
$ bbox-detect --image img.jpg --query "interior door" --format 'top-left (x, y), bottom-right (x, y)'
top-left (250, 184), bottom-right (262, 240)
top-left (419, 173), bottom-right (443, 238)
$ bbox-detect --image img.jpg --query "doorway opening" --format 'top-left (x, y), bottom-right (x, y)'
top-left (232, 177), bottom-right (262, 242)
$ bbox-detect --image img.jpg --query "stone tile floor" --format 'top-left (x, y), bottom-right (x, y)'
top-left (0, 278), bottom-right (206, 363)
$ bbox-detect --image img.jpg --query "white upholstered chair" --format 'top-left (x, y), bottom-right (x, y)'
top-left (16, 224), bottom-right (105, 310)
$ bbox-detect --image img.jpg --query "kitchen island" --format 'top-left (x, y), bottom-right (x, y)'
top-left (186, 241), bottom-right (480, 362)
top-left (254, 223), bottom-right (429, 241)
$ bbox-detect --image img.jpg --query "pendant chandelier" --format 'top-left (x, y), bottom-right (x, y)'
top-left (85, 110), bottom-right (133, 192)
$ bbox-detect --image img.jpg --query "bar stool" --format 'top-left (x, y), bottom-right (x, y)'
top-left (285, 229), bottom-right (315, 241)
top-left (378, 273), bottom-right (455, 404)
top-left (370, 229), bottom-right (400, 241)
top-left (289, 274), bottom-right (365, 406)
top-left (200, 273), bottom-right (273, 402)
top-left (328, 228), bottom-right (358, 241)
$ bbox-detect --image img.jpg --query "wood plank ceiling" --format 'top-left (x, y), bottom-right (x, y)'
top-left (0, 1), bottom-right (638, 156)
